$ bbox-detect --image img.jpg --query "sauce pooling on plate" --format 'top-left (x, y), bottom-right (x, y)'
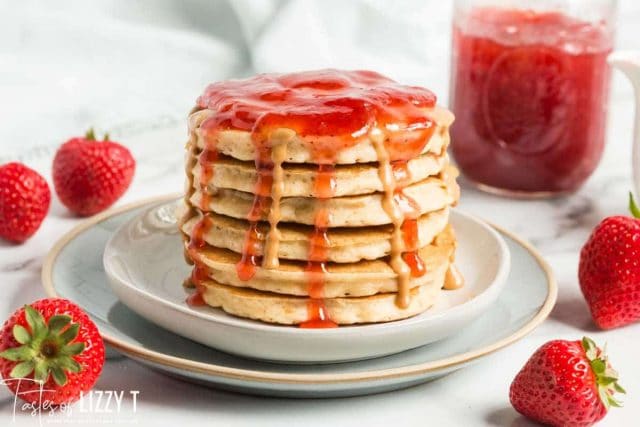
top-left (188, 69), bottom-right (442, 326)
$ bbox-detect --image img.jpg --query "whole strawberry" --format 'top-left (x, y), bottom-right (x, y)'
top-left (510, 337), bottom-right (624, 427)
top-left (579, 193), bottom-right (640, 329)
top-left (0, 298), bottom-right (105, 405)
top-left (53, 129), bottom-right (135, 216)
top-left (0, 162), bottom-right (51, 242)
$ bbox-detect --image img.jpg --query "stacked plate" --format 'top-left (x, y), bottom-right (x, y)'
top-left (43, 196), bottom-right (556, 397)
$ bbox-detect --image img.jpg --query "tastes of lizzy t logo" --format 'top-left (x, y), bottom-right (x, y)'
top-left (2, 378), bottom-right (140, 425)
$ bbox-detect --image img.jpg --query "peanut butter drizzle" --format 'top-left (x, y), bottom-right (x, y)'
top-left (444, 265), bottom-right (465, 290)
top-left (371, 132), bottom-right (412, 309)
top-left (262, 130), bottom-right (292, 269)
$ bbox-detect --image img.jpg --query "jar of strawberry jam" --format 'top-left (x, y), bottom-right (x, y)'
top-left (449, 0), bottom-right (616, 197)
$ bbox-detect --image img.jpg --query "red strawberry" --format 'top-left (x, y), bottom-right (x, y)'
top-left (0, 298), bottom-right (105, 405)
top-left (579, 192), bottom-right (640, 329)
top-left (53, 129), bottom-right (135, 216)
top-left (0, 162), bottom-right (51, 242)
top-left (510, 337), bottom-right (624, 427)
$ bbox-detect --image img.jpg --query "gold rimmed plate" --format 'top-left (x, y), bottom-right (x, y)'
top-left (42, 195), bottom-right (556, 398)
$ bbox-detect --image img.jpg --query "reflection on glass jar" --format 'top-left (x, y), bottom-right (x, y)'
top-left (449, 0), bottom-right (616, 197)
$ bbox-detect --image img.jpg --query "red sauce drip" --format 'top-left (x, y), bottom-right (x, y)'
top-left (301, 206), bottom-right (337, 328)
top-left (305, 208), bottom-right (330, 297)
top-left (186, 264), bottom-right (208, 306)
top-left (300, 299), bottom-right (338, 329)
top-left (191, 262), bottom-right (209, 284)
top-left (197, 69), bottom-right (437, 159)
top-left (391, 160), bottom-right (411, 188)
top-left (402, 251), bottom-right (426, 278)
top-left (305, 260), bottom-right (328, 299)
top-left (237, 222), bottom-right (264, 281)
top-left (400, 215), bottom-right (426, 278)
top-left (385, 125), bottom-right (437, 161)
top-left (300, 164), bottom-right (338, 329)
top-left (187, 217), bottom-right (212, 306)
top-left (199, 149), bottom-right (217, 182)
top-left (393, 182), bottom-right (426, 278)
top-left (393, 189), bottom-right (421, 217)
top-left (236, 147), bottom-right (272, 281)
top-left (186, 292), bottom-right (205, 307)
top-left (188, 215), bottom-right (213, 251)
top-left (401, 218), bottom-right (419, 249)
top-left (314, 164), bottom-right (336, 199)
top-left (196, 121), bottom-right (220, 210)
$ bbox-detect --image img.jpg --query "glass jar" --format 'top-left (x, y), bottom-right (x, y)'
top-left (449, 0), bottom-right (616, 197)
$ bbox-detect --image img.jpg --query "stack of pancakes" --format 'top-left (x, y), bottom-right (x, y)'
top-left (180, 70), bottom-right (462, 327)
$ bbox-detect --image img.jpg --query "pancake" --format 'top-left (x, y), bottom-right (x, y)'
top-left (181, 69), bottom-right (462, 327)
top-left (190, 150), bottom-right (449, 198)
top-left (186, 225), bottom-right (456, 298)
top-left (181, 208), bottom-right (449, 263)
top-left (195, 277), bottom-right (444, 325)
top-left (189, 169), bottom-right (459, 228)
top-left (189, 105), bottom-right (454, 165)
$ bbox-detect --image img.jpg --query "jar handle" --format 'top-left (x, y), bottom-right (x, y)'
top-left (609, 51), bottom-right (640, 197)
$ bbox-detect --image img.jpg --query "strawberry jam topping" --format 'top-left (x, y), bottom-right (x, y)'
top-left (197, 69), bottom-right (437, 161)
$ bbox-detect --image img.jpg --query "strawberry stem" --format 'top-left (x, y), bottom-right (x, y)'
top-left (0, 305), bottom-right (85, 386)
top-left (85, 128), bottom-right (96, 141)
top-left (580, 336), bottom-right (624, 410)
top-left (629, 191), bottom-right (640, 218)
top-left (629, 192), bottom-right (640, 219)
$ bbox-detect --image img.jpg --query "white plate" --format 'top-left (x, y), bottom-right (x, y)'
top-left (43, 195), bottom-right (555, 397)
top-left (103, 198), bottom-right (510, 363)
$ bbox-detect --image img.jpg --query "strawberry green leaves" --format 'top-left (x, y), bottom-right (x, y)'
top-left (11, 361), bottom-right (35, 378)
top-left (25, 305), bottom-right (46, 340)
top-left (48, 315), bottom-right (72, 334)
top-left (629, 192), bottom-right (640, 219)
top-left (581, 336), bottom-right (625, 410)
top-left (59, 324), bottom-right (80, 345)
top-left (0, 305), bottom-right (85, 385)
top-left (85, 128), bottom-right (96, 141)
top-left (13, 325), bottom-right (30, 344)
top-left (84, 128), bottom-right (110, 143)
